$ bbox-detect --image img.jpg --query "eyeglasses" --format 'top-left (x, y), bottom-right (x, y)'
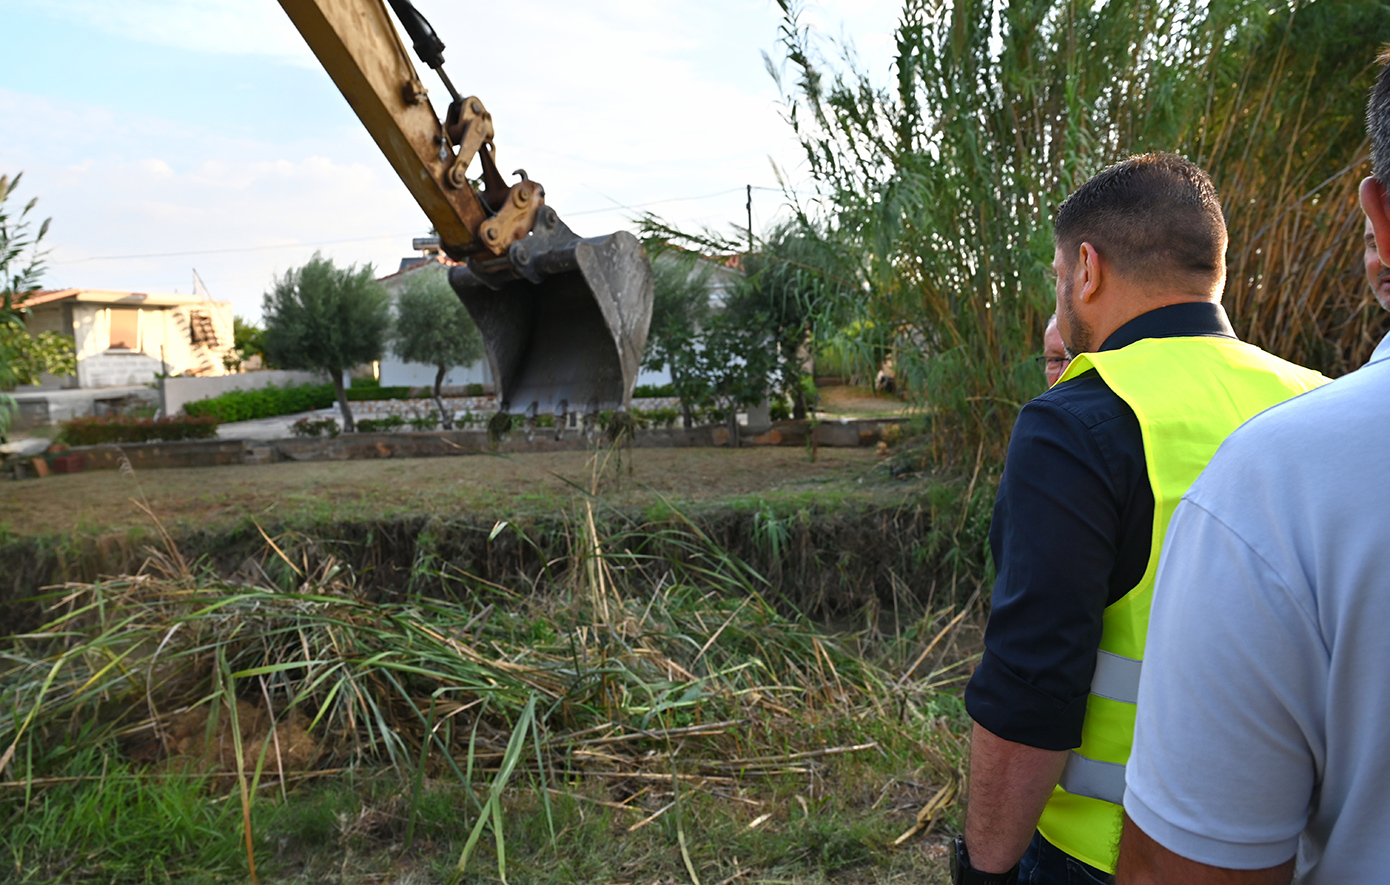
top-left (1034, 356), bottom-right (1068, 368)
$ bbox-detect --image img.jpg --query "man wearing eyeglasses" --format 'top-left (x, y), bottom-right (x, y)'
top-left (1038, 314), bottom-right (1071, 387)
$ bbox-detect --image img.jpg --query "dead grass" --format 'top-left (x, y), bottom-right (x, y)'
top-left (0, 447), bottom-right (891, 538)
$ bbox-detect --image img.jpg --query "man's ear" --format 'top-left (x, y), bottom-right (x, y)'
top-left (1078, 242), bottom-right (1103, 303)
top-left (1360, 177), bottom-right (1390, 265)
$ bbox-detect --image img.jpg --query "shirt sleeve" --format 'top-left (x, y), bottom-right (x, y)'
top-left (1124, 498), bottom-right (1321, 869)
top-left (964, 397), bottom-right (1125, 750)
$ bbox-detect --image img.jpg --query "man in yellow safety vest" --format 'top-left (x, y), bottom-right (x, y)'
top-left (948, 152), bottom-right (1327, 885)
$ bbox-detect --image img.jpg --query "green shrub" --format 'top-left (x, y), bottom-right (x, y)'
top-left (185, 382), bottom-right (425, 423)
top-left (345, 386), bottom-right (413, 402)
top-left (465, 382), bottom-right (485, 397)
top-left (61, 415), bottom-right (220, 445)
top-left (290, 416), bottom-right (340, 438)
top-left (184, 382), bottom-right (336, 422)
top-left (357, 415), bottom-right (406, 433)
top-left (634, 406), bottom-right (679, 429)
top-left (407, 414), bottom-right (439, 431)
top-left (633, 383), bottom-right (675, 398)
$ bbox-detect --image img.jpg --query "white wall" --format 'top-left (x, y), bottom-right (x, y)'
top-left (378, 357), bottom-right (491, 388)
top-left (80, 352), bottom-right (164, 388)
top-left (66, 300), bottom-right (236, 388)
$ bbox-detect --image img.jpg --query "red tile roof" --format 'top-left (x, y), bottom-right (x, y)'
top-left (14, 288), bottom-right (81, 308)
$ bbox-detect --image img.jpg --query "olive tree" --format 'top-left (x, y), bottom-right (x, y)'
top-left (262, 253), bottom-right (389, 432)
top-left (391, 264), bottom-right (483, 429)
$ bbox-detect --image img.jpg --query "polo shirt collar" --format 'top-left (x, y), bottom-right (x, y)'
top-left (1100, 301), bottom-right (1236, 352)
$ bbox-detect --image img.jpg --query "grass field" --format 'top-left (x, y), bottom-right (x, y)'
top-left (0, 446), bottom-right (901, 539)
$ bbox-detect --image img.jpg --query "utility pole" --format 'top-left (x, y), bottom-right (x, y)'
top-left (746, 184), bottom-right (753, 254)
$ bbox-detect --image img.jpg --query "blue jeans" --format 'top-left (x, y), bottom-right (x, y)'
top-left (1018, 832), bottom-right (1113, 885)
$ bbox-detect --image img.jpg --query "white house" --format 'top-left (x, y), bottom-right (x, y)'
top-left (9, 288), bottom-right (234, 424)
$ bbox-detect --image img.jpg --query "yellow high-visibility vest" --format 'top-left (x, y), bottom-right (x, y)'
top-left (1035, 335), bottom-right (1327, 873)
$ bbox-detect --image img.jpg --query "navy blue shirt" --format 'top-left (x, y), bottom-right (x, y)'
top-left (964, 302), bottom-right (1237, 751)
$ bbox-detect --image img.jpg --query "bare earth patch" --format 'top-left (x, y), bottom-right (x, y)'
top-left (1, 446), bottom-right (900, 537)
top-left (815, 384), bottom-right (919, 419)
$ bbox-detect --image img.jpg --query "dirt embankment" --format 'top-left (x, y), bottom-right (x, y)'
top-left (0, 501), bottom-right (985, 634)
top-left (1, 446), bottom-right (992, 632)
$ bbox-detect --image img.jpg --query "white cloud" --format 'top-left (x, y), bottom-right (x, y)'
top-left (2, 0), bottom-right (905, 322)
top-left (15, 0), bottom-right (311, 62)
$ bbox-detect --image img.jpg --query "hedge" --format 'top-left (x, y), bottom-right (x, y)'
top-left (184, 382), bottom-right (336, 422)
top-left (63, 415), bottom-right (220, 446)
top-left (184, 382), bottom-right (423, 423)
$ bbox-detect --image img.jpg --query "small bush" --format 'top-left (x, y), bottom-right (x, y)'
top-left (633, 383), bottom-right (676, 398)
top-left (407, 414), bottom-right (439, 431)
top-left (290, 417), bottom-right (340, 438)
top-left (61, 415), bottom-right (220, 446)
top-left (770, 399), bottom-right (792, 422)
top-left (357, 415), bottom-right (406, 433)
top-left (635, 407), bottom-right (679, 429)
top-left (465, 382), bottom-right (485, 397)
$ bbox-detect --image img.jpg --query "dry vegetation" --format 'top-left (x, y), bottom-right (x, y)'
top-left (1, 485), bottom-right (981, 884)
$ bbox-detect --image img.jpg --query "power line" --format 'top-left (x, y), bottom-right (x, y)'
top-left (50, 231), bottom-right (418, 265)
top-left (47, 184), bottom-right (810, 264)
top-left (565, 186), bottom-right (747, 216)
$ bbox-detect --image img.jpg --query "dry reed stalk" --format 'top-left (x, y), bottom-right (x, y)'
top-left (897, 607), bottom-right (971, 686)
top-left (704, 742), bottom-right (878, 770)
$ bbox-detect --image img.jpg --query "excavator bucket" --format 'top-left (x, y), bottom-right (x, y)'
top-left (448, 206), bottom-right (653, 419)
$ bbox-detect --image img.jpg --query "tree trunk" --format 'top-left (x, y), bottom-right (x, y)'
top-left (332, 371), bottom-right (355, 432)
top-left (434, 364), bottom-right (452, 430)
top-left (792, 386), bottom-right (808, 420)
top-left (673, 367), bottom-right (694, 429)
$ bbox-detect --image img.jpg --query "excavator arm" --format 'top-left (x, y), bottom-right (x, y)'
top-left (278, 0), bottom-right (653, 420)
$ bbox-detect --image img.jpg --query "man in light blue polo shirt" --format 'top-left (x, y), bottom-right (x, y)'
top-left (1114, 56), bottom-right (1390, 885)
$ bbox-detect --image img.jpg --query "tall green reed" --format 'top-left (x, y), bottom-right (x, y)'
top-left (769, 0), bottom-right (1390, 465)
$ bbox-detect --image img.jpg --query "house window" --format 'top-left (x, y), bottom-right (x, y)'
top-left (109, 309), bottom-right (140, 351)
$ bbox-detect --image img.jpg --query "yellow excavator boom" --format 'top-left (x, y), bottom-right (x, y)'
top-left (277, 0), bottom-right (653, 420)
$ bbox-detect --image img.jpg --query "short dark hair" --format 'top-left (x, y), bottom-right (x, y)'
top-left (1053, 152), bottom-right (1226, 287)
top-left (1368, 48), bottom-right (1390, 184)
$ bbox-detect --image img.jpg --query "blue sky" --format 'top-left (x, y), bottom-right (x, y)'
top-left (1, 0), bottom-right (902, 321)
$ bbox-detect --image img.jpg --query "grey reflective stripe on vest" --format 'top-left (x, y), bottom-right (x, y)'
top-left (1060, 752), bottom-right (1127, 805)
top-left (1090, 650), bottom-right (1142, 704)
top-left (1058, 650), bottom-right (1144, 805)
